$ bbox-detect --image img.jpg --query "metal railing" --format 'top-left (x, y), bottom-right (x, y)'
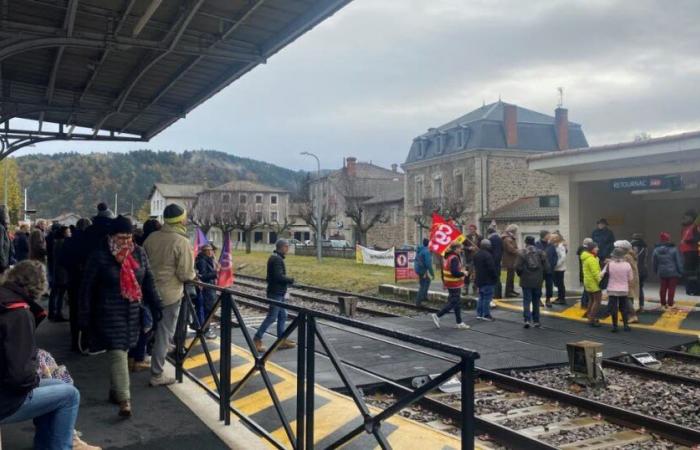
top-left (173, 280), bottom-right (480, 450)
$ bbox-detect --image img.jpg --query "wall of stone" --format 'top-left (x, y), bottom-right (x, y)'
top-left (365, 202), bottom-right (404, 248)
top-left (487, 155), bottom-right (557, 211)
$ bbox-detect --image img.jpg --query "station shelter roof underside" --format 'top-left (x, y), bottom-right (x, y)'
top-left (0, 0), bottom-right (350, 156)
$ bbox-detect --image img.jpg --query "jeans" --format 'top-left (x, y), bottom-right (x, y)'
top-left (436, 288), bottom-right (463, 324)
top-left (151, 301), bottom-right (180, 377)
top-left (477, 285), bottom-right (494, 317)
top-left (580, 290), bottom-right (589, 308)
top-left (544, 273), bottom-right (554, 300)
top-left (553, 271), bottom-right (566, 301)
top-left (608, 295), bottom-right (629, 328)
top-left (660, 277), bottom-right (679, 306)
top-left (0, 378), bottom-right (79, 450)
top-left (522, 287), bottom-right (541, 323)
top-left (416, 276), bottom-right (431, 305)
top-left (254, 294), bottom-right (288, 340)
top-left (128, 329), bottom-right (148, 362)
top-left (49, 286), bottom-right (66, 318)
top-left (195, 288), bottom-right (218, 328)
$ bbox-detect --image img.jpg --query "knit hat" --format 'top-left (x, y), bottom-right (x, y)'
top-left (614, 240), bottom-right (632, 250)
top-left (97, 202), bottom-right (116, 219)
top-left (110, 215), bottom-right (133, 235)
top-left (163, 204), bottom-right (186, 224)
top-left (584, 239), bottom-right (598, 251)
top-left (659, 231), bottom-right (671, 243)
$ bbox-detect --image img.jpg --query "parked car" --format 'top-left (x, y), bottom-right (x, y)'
top-left (288, 239), bottom-right (303, 246)
top-left (397, 244), bottom-right (416, 251)
top-left (330, 240), bottom-right (351, 248)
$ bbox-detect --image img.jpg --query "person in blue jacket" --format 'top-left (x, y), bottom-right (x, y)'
top-left (414, 238), bottom-right (435, 306)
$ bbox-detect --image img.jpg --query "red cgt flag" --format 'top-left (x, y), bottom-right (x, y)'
top-left (429, 212), bottom-right (465, 256)
top-left (216, 231), bottom-right (235, 288)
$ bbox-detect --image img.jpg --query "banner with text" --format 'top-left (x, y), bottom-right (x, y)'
top-left (394, 250), bottom-right (418, 282)
top-left (429, 212), bottom-right (465, 256)
top-left (356, 245), bottom-right (395, 267)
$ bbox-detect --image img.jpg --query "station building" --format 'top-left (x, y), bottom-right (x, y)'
top-left (529, 130), bottom-right (700, 288)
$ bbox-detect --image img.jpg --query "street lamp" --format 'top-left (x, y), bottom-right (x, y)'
top-left (300, 151), bottom-right (322, 262)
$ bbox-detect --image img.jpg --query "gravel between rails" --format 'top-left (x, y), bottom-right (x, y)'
top-left (658, 356), bottom-right (700, 379)
top-left (511, 366), bottom-right (700, 430)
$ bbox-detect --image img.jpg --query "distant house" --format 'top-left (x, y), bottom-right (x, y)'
top-left (49, 212), bottom-right (81, 227)
top-left (479, 195), bottom-right (559, 244)
top-left (288, 202), bottom-right (312, 243)
top-left (362, 181), bottom-right (404, 249)
top-left (148, 183), bottom-right (203, 222)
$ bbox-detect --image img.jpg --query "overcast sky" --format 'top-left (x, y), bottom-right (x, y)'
top-left (15, 0), bottom-right (700, 170)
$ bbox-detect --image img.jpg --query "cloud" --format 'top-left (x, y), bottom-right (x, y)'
top-left (14, 0), bottom-right (700, 169)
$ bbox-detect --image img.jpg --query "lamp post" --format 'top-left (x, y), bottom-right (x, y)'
top-left (301, 151), bottom-right (322, 262)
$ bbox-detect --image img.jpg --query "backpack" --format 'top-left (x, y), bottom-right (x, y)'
top-left (524, 249), bottom-right (542, 272)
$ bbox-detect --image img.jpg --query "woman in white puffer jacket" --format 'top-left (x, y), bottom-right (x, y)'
top-left (551, 233), bottom-right (568, 304)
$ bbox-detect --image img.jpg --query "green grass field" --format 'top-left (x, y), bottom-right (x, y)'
top-left (232, 250), bottom-right (395, 294)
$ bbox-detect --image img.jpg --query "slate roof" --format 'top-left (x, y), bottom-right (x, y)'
top-left (151, 183), bottom-right (203, 199)
top-left (405, 101), bottom-right (589, 164)
top-left (207, 180), bottom-right (287, 193)
top-left (481, 196), bottom-right (559, 222)
top-left (363, 181), bottom-right (404, 205)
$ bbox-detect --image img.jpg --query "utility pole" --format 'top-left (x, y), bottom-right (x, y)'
top-left (23, 188), bottom-right (27, 222)
top-left (3, 160), bottom-right (7, 208)
top-left (301, 151), bottom-right (322, 262)
top-left (114, 193), bottom-right (118, 216)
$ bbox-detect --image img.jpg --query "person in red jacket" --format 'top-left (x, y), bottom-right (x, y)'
top-left (680, 210), bottom-right (700, 295)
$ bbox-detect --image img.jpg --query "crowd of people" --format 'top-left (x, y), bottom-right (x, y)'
top-left (421, 216), bottom-right (693, 331)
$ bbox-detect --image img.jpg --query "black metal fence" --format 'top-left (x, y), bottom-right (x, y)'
top-left (173, 280), bottom-right (480, 449)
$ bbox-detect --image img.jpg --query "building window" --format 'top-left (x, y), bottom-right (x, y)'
top-left (269, 232), bottom-right (278, 244)
top-left (436, 133), bottom-right (447, 155)
top-left (255, 194), bottom-right (263, 204)
top-left (433, 177), bottom-right (443, 200)
top-left (415, 138), bottom-right (426, 158)
top-left (238, 212), bottom-right (247, 223)
top-left (458, 125), bottom-right (470, 148)
top-left (415, 177), bottom-right (424, 206)
top-left (270, 195), bottom-right (278, 205)
top-left (539, 195), bottom-right (559, 208)
top-left (454, 173), bottom-right (464, 198)
top-left (271, 211), bottom-right (279, 222)
top-left (255, 211), bottom-right (263, 223)
top-left (222, 193), bottom-right (230, 203)
top-left (254, 231), bottom-right (264, 243)
top-left (239, 194), bottom-right (247, 204)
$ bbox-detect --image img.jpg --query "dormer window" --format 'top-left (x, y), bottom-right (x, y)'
top-left (436, 132), bottom-right (448, 155)
top-left (457, 125), bottom-right (470, 148)
top-left (416, 138), bottom-right (427, 158)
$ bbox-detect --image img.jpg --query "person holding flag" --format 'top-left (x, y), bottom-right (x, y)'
top-left (431, 241), bottom-right (470, 330)
top-left (195, 243), bottom-right (218, 340)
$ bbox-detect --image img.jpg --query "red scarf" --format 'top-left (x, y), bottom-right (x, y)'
top-left (110, 239), bottom-right (142, 302)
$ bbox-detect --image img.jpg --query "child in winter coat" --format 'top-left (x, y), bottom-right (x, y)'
top-left (581, 240), bottom-right (602, 326)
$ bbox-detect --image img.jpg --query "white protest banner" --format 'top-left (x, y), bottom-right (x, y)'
top-left (356, 245), bottom-right (395, 267)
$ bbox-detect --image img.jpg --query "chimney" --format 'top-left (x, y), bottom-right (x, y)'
top-left (346, 156), bottom-right (357, 177)
top-left (391, 163), bottom-right (398, 173)
top-left (503, 103), bottom-right (517, 147)
top-left (555, 107), bottom-right (569, 150)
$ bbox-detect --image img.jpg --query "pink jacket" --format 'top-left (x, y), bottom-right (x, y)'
top-left (604, 260), bottom-right (633, 294)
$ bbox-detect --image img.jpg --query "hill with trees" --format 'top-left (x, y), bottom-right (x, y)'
top-left (15, 150), bottom-right (307, 219)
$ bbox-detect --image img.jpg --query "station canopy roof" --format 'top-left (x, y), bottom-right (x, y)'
top-left (0, 0), bottom-right (350, 155)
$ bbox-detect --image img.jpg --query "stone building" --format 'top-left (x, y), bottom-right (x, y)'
top-left (402, 101), bottom-right (588, 243)
top-left (309, 157), bottom-right (404, 246)
top-left (363, 182), bottom-right (405, 249)
top-left (148, 183), bottom-right (203, 221)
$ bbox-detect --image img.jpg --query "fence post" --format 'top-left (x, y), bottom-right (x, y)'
top-left (460, 357), bottom-right (475, 450)
top-left (305, 316), bottom-right (316, 449)
top-left (220, 292), bottom-right (232, 425)
top-left (174, 294), bottom-right (189, 383)
top-left (295, 313), bottom-right (307, 450)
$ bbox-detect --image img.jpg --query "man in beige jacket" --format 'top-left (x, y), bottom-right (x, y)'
top-left (144, 204), bottom-right (196, 386)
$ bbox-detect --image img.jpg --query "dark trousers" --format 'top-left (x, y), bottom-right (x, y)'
top-left (416, 276), bottom-right (431, 305)
top-left (608, 295), bottom-right (629, 328)
top-left (128, 330), bottom-right (148, 361)
top-left (505, 269), bottom-right (517, 295)
top-left (67, 284), bottom-right (80, 351)
top-left (522, 287), bottom-right (541, 323)
top-left (494, 264), bottom-right (503, 299)
top-left (437, 288), bottom-right (463, 324)
top-left (580, 289), bottom-right (589, 308)
top-left (553, 271), bottom-right (566, 301)
top-left (638, 276), bottom-right (645, 309)
top-left (586, 291), bottom-right (602, 323)
top-left (660, 277), bottom-right (679, 306)
top-left (196, 288), bottom-right (218, 330)
top-left (49, 285), bottom-right (66, 318)
top-left (544, 273), bottom-right (554, 300)
top-left (683, 252), bottom-right (699, 295)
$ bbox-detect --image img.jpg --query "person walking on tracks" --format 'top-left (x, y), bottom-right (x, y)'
top-left (431, 242), bottom-right (470, 330)
top-left (473, 239), bottom-right (498, 321)
top-left (581, 239), bottom-right (603, 327)
top-left (414, 238), bottom-right (434, 306)
top-left (515, 236), bottom-right (550, 328)
top-left (253, 239), bottom-right (296, 352)
top-left (602, 247), bottom-right (633, 332)
top-left (143, 204), bottom-right (196, 388)
top-left (501, 224), bottom-right (520, 298)
top-left (79, 216), bottom-right (162, 417)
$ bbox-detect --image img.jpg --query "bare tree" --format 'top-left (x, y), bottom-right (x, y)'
top-left (299, 200), bottom-right (334, 240)
top-left (231, 202), bottom-right (265, 254)
top-left (413, 184), bottom-right (468, 231)
top-left (336, 174), bottom-right (388, 246)
top-left (269, 215), bottom-right (292, 238)
top-left (192, 193), bottom-right (264, 253)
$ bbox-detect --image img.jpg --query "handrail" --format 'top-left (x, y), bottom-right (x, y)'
top-left (175, 280), bottom-right (479, 450)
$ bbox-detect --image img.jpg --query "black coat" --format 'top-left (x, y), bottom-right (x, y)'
top-left (473, 249), bottom-right (499, 287)
top-left (488, 233), bottom-right (503, 266)
top-left (79, 243), bottom-right (161, 352)
top-left (266, 251), bottom-right (293, 297)
top-left (195, 253), bottom-right (217, 284)
top-left (592, 227), bottom-right (615, 261)
top-left (13, 232), bottom-right (29, 262)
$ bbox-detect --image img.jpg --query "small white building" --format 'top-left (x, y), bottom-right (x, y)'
top-left (148, 183), bottom-right (203, 222)
top-left (49, 212), bottom-right (81, 227)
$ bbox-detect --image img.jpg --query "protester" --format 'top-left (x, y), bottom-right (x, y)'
top-left (253, 239), bottom-right (296, 351)
top-left (0, 205), bottom-right (13, 274)
top-left (652, 231), bottom-right (683, 309)
top-left (614, 240), bottom-right (640, 323)
top-left (59, 218), bottom-right (91, 352)
top-left (501, 224), bottom-right (520, 298)
top-left (487, 226), bottom-right (504, 299)
top-left (49, 226), bottom-right (71, 322)
top-left (79, 216), bottom-right (161, 417)
top-left (144, 204), bottom-right (196, 387)
top-left (535, 230), bottom-right (550, 251)
top-left (473, 239), bottom-right (498, 321)
top-left (630, 233), bottom-right (649, 312)
top-left (576, 238), bottom-right (593, 311)
top-left (135, 219), bottom-right (161, 247)
top-left (680, 210), bottom-right (700, 295)
top-left (603, 247), bottom-right (633, 332)
top-left (431, 241), bottom-right (469, 329)
top-left (45, 222), bottom-right (61, 291)
top-left (551, 233), bottom-right (568, 305)
top-left (13, 223), bottom-right (30, 262)
top-left (195, 243), bottom-right (219, 340)
top-left (592, 218), bottom-right (615, 264)
top-left (0, 260), bottom-right (100, 449)
top-left (462, 224), bottom-right (481, 296)
top-left (414, 238), bottom-right (434, 306)
top-left (29, 219), bottom-right (47, 263)
top-left (515, 236), bottom-right (549, 328)
top-left (581, 239), bottom-right (603, 327)
top-left (540, 231), bottom-right (558, 308)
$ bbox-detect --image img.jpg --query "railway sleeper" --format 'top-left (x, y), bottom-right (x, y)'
top-left (480, 404), bottom-right (560, 421)
top-left (558, 430), bottom-right (651, 450)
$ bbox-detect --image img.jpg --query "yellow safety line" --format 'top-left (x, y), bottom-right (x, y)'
top-left (493, 300), bottom-right (700, 336)
top-left (183, 349), bottom-right (221, 370)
